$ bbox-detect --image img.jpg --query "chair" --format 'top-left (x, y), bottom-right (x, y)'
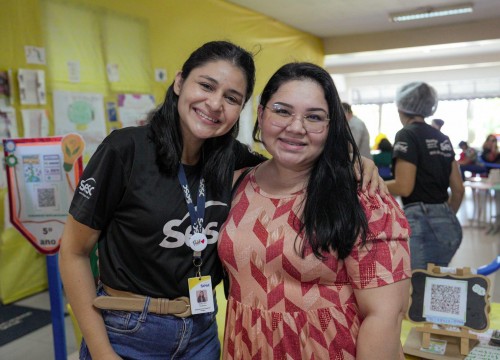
top-left (460, 163), bottom-right (488, 180)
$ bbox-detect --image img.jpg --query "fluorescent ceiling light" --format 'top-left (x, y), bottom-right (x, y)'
top-left (389, 3), bottom-right (473, 22)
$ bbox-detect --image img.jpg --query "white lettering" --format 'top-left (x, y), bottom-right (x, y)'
top-left (440, 140), bottom-right (453, 152)
top-left (78, 178), bottom-right (96, 198)
top-left (394, 142), bottom-right (408, 153)
top-left (158, 201), bottom-right (225, 249)
top-left (426, 139), bottom-right (439, 149)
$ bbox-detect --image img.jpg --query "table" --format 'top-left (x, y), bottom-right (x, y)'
top-left (402, 303), bottom-right (500, 359)
top-left (464, 179), bottom-right (500, 233)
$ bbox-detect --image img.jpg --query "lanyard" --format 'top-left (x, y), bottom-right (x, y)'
top-left (178, 164), bottom-right (206, 276)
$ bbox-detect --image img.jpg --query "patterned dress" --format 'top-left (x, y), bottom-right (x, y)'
top-left (218, 168), bottom-right (411, 359)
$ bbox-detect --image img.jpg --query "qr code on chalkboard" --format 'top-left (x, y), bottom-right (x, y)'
top-left (430, 284), bottom-right (461, 315)
top-left (37, 187), bottom-right (56, 208)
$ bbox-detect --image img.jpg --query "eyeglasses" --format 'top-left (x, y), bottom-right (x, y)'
top-left (263, 104), bottom-right (330, 133)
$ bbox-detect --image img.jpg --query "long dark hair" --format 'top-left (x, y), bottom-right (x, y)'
top-left (253, 62), bottom-right (368, 260)
top-left (148, 41), bottom-right (256, 196)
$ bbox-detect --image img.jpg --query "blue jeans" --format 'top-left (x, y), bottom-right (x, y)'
top-left (80, 286), bottom-right (220, 360)
top-left (404, 202), bottom-right (463, 270)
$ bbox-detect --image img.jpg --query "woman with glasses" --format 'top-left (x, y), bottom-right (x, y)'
top-left (219, 62), bottom-right (411, 359)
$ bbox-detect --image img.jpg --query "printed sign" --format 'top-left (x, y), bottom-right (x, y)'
top-left (3, 135), bottom-right (84, 254)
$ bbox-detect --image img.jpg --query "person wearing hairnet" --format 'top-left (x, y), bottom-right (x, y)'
top-left (386, 82), bottom-right (464, 270)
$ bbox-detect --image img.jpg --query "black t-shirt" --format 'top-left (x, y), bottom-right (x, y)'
top-left (392, 122), bottom-right (455, 205)
top-left (69, 125), bottom-right (264, 298)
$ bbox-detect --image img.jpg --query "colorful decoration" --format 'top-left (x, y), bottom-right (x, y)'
top-left (61, 133), bottom-right (85, 172)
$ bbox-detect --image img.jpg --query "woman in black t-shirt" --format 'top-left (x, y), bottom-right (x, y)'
top-left (386, 82), bottom-right (464, 270)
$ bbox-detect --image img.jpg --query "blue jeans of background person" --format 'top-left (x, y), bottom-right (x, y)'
top-left (80, 286), bottom-right (220, 360)
top-left (404, 202), bottom-right (463, 270)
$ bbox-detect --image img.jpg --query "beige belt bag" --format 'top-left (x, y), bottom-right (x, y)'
top-left (93, 284), bottom-right (192, 318)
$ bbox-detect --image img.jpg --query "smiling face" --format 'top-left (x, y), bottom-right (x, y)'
top-left (174, 60), bottom-right (247, 148)
top-left (258, 79), bottom-right (329, 171)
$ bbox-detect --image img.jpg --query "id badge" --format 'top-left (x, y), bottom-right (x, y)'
top-left (188, 275), bottom-right (214, 314)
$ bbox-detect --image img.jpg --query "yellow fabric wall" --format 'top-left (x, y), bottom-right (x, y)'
top-left (0, 0), bottom-right (323, 302)
top-left (2, 0), bottom-right (323, 133)
top-left (74, 0), bottom-right (324, 102)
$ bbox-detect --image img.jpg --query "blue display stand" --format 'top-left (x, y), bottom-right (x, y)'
top-left (46, 254), bottom-right (67, 360)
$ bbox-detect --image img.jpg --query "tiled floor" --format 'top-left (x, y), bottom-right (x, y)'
top-left (0, 188), bottom-right (498, 360)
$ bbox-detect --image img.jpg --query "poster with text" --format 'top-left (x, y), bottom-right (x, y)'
top-left (3, 135), bottom-right (84, 254)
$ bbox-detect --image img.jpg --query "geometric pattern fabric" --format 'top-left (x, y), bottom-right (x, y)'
top-left (218, 169), bottom-right (411, 359)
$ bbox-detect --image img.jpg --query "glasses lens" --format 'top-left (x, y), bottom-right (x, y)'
top-left (303, 113), bottom-right (328, 133)
top-left (269, 105), bottom-right (292, 128)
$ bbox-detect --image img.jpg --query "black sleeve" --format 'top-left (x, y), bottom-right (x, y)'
top-left (392, 129), bottom-right (418, 166)
top-left (232, 140), bottom-right (267, 170)
top-left (69, 141), bottom-right (127, 230)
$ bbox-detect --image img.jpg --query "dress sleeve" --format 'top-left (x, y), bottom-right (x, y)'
top-left (345, 192), bottom-right (412, 289)
top-left (69, 140), bottom-right (127, 230)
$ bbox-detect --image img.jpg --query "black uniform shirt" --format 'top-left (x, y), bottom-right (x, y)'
top-left (69, 125), bottom-right (264, 298)
top-left (392, 122), bottom-right (455, 205)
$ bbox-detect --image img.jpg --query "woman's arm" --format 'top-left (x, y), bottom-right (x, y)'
top-left (386, 158), bottom-right (416, 197)
top-left (448, 160), bottom-right (465, 213)
top-left (354, 279), bottom-right (410, 360)
top-left (59, 215), bottom-right (120, 359)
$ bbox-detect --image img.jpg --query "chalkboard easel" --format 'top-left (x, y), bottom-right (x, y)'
top-left (407, 264), bottom-right (491, 356)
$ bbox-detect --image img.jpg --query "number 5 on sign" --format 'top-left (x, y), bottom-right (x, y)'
top-left (3, 135), bottom-right (84, 254)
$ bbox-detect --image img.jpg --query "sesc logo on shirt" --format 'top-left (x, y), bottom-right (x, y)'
top-left (159, 200), bottom-right (227, 249)
top-left (78, 177), bottom-right (96, 199)
top-left (394, 141), bottom-right (408, 153)
top-left (440, 139), bottom-right (453, 152)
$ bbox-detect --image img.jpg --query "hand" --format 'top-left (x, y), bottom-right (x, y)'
top-left (356, 156), bottom-right (388, 197)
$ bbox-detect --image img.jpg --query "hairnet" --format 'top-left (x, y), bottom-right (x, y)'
top-left (395, 82), bottom-right (438, 117)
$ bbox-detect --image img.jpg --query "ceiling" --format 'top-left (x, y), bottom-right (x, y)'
top-left (225, 0), bottom-right (500, 38)
top-left (225, 0), bottom-right (500, 75)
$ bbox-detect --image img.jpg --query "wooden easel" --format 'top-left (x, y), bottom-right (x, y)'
top-left (415, 264), bottom-right (477, 356)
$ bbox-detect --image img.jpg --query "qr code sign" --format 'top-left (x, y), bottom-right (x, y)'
top-left (430, 284), bottom-right (461, 315)
top-left (37, 187), bottom-right (56, 208)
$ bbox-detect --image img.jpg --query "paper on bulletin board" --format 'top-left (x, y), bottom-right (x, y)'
top-left (107, 64), bottom-right (119, 82)
top-left (2, 135), bottom-right (84, 254)
top-left (25, 46), bottom-right (46, 65)
top-left (0, 70), bottom-right (12, 106)
top-left (18, 69), bottom-right (46, 105)
top-left (67, 60), bottom-right (81, 83)
top-left (53, 90), bottom-right (106, 161)
top-left (117, 93), bottom-right (155, 128)
top-left (21, 109), bottom-right (50, 138)
top-left (155, 68), bottom-right (167, 82)
top-left (0, 107), bottom-right (18, 139)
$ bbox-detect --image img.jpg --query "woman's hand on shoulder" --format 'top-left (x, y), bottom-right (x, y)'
top-left (356, 156), bottom-right (388, 197)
